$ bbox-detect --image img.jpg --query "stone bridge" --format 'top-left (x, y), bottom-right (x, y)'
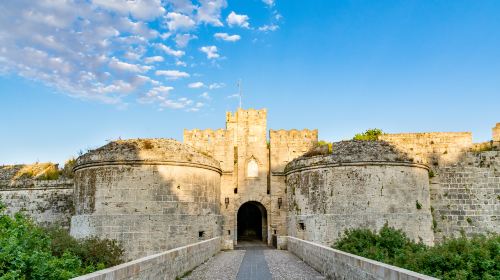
top-left (72, 237), bottom-right (436, 280)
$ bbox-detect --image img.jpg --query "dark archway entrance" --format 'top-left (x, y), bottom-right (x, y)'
top-left (237, 201), bottom-right (267, 242)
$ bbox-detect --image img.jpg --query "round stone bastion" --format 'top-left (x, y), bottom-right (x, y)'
top-left (285, 140), bottom-right (434, 246)
top-left (70, 139), bottom-right (222, 260)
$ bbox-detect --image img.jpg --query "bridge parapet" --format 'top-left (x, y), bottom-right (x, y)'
top-left (285, 236), bottom-right (437, 280)
top-left (72, 237), bottom-right (221, 280)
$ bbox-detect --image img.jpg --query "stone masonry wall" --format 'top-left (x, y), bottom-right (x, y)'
top-left (72, 237), bottom-right (221, 280)
top-left (379, 132), bottom-right (473, 167)
top-left (269, 129), bottom-right (318, 238)
top-left (0, 177), bottom-right (74, 229)
top-left (71, 164), bottom-right (222, 261)
top-left (285, 141), bottom-right (434, 246)
top-left (0, 181), bottom-right (74, 228)
top-left (286, 236), bottom-right (437, 280)
top-left (430, 151), bottom-right (500, 241)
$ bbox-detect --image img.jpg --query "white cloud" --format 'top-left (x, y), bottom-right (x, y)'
top-left (227, 11), bottom-right (250, 28)
top-left (92, 0), bottom-right (166, 20)
top-left (200, 92), bottom-right (210, 99)
top-left (165, 12), bottom-right (196, 31)
top-left (188, 82), bottom-right (205, 88)
top-left (156, 70), bottom-right (190, 80)
top-left (163, 97), bottom-right (193, 109)
top-left (0, 0), bottom-right (279, 109)
top-left (196, 0), bottom-right (227, 26)
top-left (208, 82), bottom-right (225, 89)
top-left (200, 45), bottom-right (220, 59)
top-left (214, 33), bottom-right (241, 42)
top-left (176, 61), bottom-right (187, 67)
top-left (175, 33), bottom-right (197, 48)
top-left (262, 0), bottom-right (275, 6)
top-left (138, 85), bottom-right (175, 104)
top-left (156, 43), bottom-right (185, 57)
top-left (144, 56), bottom-right (164, 64)
top-left (109, 57), bottom-right (151, 73)
top-left (258, 24), bottom-right (279, 32)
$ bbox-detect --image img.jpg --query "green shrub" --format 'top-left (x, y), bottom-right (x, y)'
top-left (60, 158), bottom-right (76, 179)
top-left (44, 227), bottom-right (124, 268)
top-left (0, 200), bottom-right (124, 279)
top-left (333, 224), bottom-right (500, 280)
top-left (353, 128), bottom-right (384, 141)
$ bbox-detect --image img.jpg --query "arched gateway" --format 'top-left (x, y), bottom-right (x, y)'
top-left (237, 201), bottom-right (268, 242)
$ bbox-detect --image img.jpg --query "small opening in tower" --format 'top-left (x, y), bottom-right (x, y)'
top-left (227, 230), bottom-right (231, 235)
top-left (299, 223), bottom-right (305, 230)
top-left (234, 188), bottom-right (238, 194)
top-left (199, 231), bottom-right (205, 238)
top-left (177, 185), bottom-right (181, 190)
top-left (274, 230), bottom-right (277, 234)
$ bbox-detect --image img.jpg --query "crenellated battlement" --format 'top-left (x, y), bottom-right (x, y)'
top-left (270, 129), bottom-right (318, 142)
top-left (493, 123), bottom-right (500, 142)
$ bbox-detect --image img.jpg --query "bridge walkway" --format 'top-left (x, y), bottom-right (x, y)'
top-left (182, 241), bottom-right (325, 280)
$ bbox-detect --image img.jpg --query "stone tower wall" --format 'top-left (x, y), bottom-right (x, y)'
top-left (269, 129), bottom-right (318, 237)
top-left (71, 164), bottom-right (222, 260)
top-left (285, 142), bottom-right (435, 246)
top-left (70, 139), bottom-right (222, 260)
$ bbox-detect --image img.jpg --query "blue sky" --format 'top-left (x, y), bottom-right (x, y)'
top-left (1, 0), bottom-right (499, 165)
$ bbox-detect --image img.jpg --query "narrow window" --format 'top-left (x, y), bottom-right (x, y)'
top-left (247, 158), bottom-right (258, 178)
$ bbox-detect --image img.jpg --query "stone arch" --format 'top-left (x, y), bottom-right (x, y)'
top-left (236, 201), bottom-right (268, 243)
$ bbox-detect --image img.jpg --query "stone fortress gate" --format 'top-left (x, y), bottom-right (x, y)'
top-left (184, 108), bottom-right (318, 249)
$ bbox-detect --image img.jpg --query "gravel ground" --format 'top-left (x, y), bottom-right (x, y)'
top-left (263, 250), bottom-right (325, 280)
top-left (183, 250), bottom-right (246, 280)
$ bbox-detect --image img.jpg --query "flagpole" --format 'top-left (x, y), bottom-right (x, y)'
top-left (238, 79), bottom-right (242, 109)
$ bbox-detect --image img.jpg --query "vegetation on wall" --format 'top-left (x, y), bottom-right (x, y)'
top-left (317, 140), bottom-right (333, 153)
top-left (5, 159), bottom-right (77, 182)
top-left (333, 224), bottom-right (499, 280)
top-left (353, 128), bottom-right (384, 141)
top-left (303, 140), bottom-right (332, 157)
top-left (60, 158), bottom-right (76, 179)
top-left (0, 200), bottom-right (124, 279)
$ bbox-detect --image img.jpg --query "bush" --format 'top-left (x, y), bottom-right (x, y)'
top-left (44, 227), bottom-right (124, 268)
top-left (0, 200), bottom-right (124, 279)
top-left (60, 158), bottom-right (76, 179)
top-left (333, 224), bottom-right (500, 280)
top-left (353, 128), bottom-right (384, 141)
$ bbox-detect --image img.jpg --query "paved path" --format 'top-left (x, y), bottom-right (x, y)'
top-left (182, 241), bottom-right (324, 280)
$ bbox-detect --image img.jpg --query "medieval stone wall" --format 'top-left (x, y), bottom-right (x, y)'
top-left (70, 139), bottom-right (223, 260)
top-left (285, 141), bottom-right (435, 246)
top-left (0, 164), bottom-right (74, 228)
top-left (0, 180), bottom-right (74, 228)
top-left (379, 132), bottom-right (473, 167)
top-left (430, 151), bottom-right (500, 241)
top-left (269, 129), bottom-right (318, 238)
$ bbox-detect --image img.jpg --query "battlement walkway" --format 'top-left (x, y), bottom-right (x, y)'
top-left (183, 241), bottom-right (325, 280)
